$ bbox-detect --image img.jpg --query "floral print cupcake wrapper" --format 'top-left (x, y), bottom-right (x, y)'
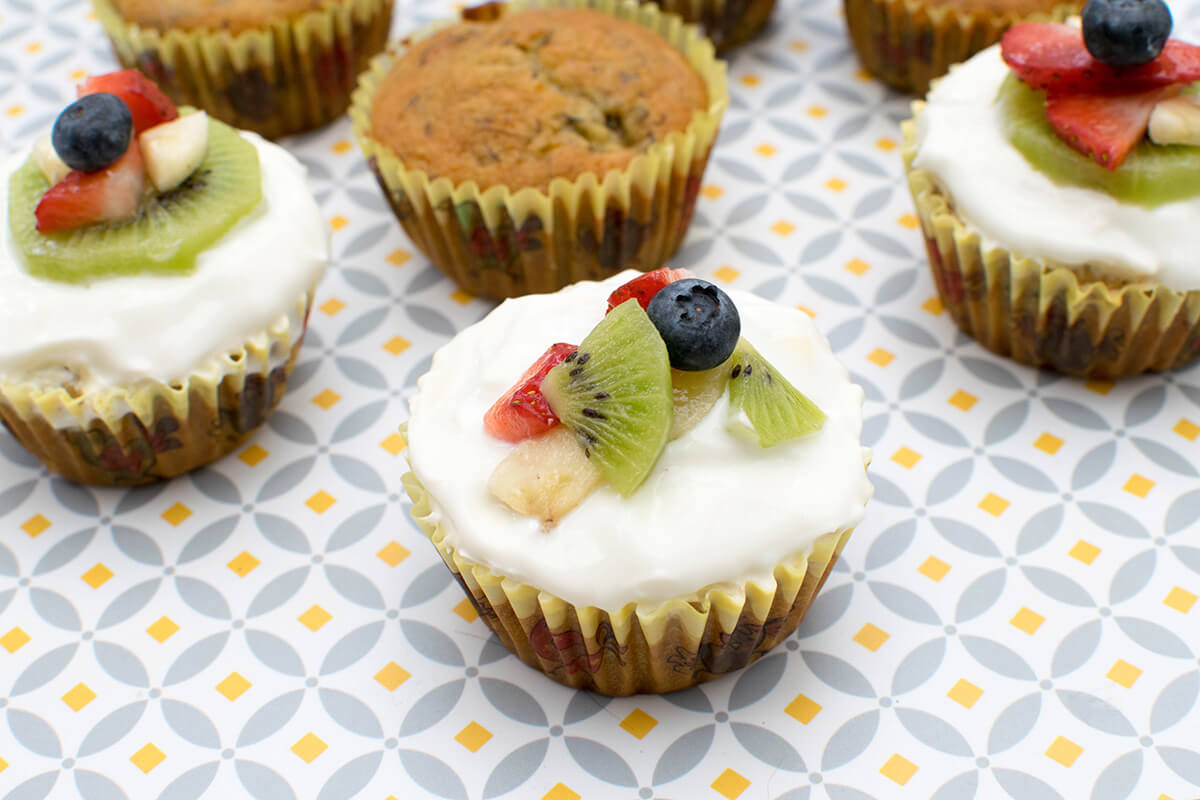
top-left (0, 294), bottom-right (314, 486)
top-left (902, 111), bottom-right (1200, 378)
top-left (844, 0), bottom-right (1078, 95)
top-left (91, 0), bottom-right (393, 139)
top-left (350, 0), bottom-right (728, 300)
top-left (649, 0), bottom-right (776, 51)
top-left (402, 469), bottom-right (854, 696)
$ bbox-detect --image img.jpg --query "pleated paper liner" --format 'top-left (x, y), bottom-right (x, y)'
top-left (650, 0), bottom-right (776, 51)
top-left (402, 469), bottom-right (854, 696)
top-left (902, 110), bottom-right (1200, 378)
top-left (91, 0), bottom-right (393, 139)
top-left (0, 294), bottom-right (315, 487)
top-left (350, 0), bottom-right (728, 300)
top-left (844, 0), bottom-right (1079, 95)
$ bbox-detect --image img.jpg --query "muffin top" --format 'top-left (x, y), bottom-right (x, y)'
top-left (369, 8), bottom-right (709, 191)
top-left (109, 0), bottom-right (331, 34)
top-left (932, 0), bottom-right (1075, 16)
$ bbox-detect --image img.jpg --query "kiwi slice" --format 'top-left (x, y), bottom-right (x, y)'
top-left (997, 74), bottom-right (1200, 208)
top-left (9, 115), bottom-right (262, 282)
top-left (670, 363), bottom-right (728, 440)
top-left (726, 338), bottom-right (826, 447)
top-left (542, 301), bottom-right (673, 497)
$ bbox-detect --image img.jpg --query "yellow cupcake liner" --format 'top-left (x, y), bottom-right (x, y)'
top-left (0, 293), bottom-right (315, 486)
top-left (902, 110), bottom-right (1200, 378)
top-left (350, 0), bottom-right (728, 300)
top-left (402, 468), bottom-right (854, 696)
top-left (91, 0), bottom-right (394, 139)
top-left (649, 0), bottom-right (776, 51)
top-left (844, 0), bottom-right (1079, 95)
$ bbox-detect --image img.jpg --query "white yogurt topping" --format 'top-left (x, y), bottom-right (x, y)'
top-left (913, 45), bottom-right (1200, 291)
top-left (0, 133), bottom-right (329, 388)
top-left (406, 273), bottom-right (872, 612)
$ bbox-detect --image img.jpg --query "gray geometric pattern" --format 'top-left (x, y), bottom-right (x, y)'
top-left (2, 0), bottom-right (1200, 798)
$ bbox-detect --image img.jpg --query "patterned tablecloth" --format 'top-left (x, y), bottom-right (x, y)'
top-left (3, 0), bottom-right (1200, 798)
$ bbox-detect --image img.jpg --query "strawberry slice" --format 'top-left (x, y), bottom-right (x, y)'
top-left (605, 267), bottom-right (694, 313)
top-left (484, 342), bottom-right (578, 442)
top-left (1002, 23), bottom-right (1200, 93)
top-left (35, 141), bottom-right (145, 232)
top-left (1045, 86), bottom-right (1175, 170)
top-left (78, 70), bottom-right (178, 134)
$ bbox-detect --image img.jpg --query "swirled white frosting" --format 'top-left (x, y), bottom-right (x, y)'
top-left (406, 273), bottom-right (872, 612)
top-left (913, 44), bottom-right (1200, 291)
top-left (0, 133), bottom-right (329, 389)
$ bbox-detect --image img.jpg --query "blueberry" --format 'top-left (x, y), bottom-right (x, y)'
top-left (51, 93), bottom-right (133, 173)
top-left (646, 278), bottom-right (741, 371)
top-left (1082, 0), bottom-right (1172, 66)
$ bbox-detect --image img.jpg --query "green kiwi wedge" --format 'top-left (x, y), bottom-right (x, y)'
top-left (542, 301), bottom-right (673, 497)
top-left (670, 363), bottom-right (729, 440)
top-left (726, 338), bottom-right (825, 447)
top-left (998, 74), bottom-right (1200, 208)
top-left (9, 115), bottom-right (262, 282)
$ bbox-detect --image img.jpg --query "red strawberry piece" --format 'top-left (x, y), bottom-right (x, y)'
top-left (1044, 86), bottom-right (1175, 170)
top-left (605, 267), bottom-right (694, 314)
top-left (78, 70), bottom-right (178, 134)
top-left (484, 342), bottom-right (578, 442)
top-left (35, 141), bottom-right (145, 233)
top-left (1001, 23), bottom-right (1200, 93)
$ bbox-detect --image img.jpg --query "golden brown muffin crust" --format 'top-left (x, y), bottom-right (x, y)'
top-left (110, 0), bottom-right (334, 34)
top-left (928, 0), bottom-right (1073, 16)
top-left (369, 8), bottom-right (708, 191)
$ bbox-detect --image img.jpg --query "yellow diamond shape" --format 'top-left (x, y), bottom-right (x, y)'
top-left (161, 503), bottom-right (192, 526)
top-left (853, 622), bottom-right (889, 652)
top-left (299, 604), bottom-right (332, 631)
top-left (130, 743), bottom-right (165, 773)
top-left (146, 616), bottom-right (179, 643)
top-left (0, 756), bottom-right (6, 771)
top-left (62, 682), bottom-right (96, 711)
top-left (380, 433), bottom-right (407, 456)
top-left (1164, 586), bottom-right (1197, 613)
top-left (216, 672), bottom-right (251, 701)
top-left (227, 551), bottom-right (260, 577)
top-left (845, 258), bottom-right (870, 275)
top-left (770, 221), bottom-right (795, 236)
top-left (620, 708), bottom-right (658, 739)
top-left (6, 105), bottom-right (25, 118)
top-left (897, 214), bottom-right (919, 230)
top-left (921, 297), bottom-right (945, 315)
top-left (891, 446), bottom-right (921, 469)
top-left (790, 40), bottom-right (809, 52)
top-left (1107, 659), bottom-right (1141, 688)
top-left (867, 348), bottom-right (894, 367)
top-left (825, 177), bottom-right (847, 192)
top-left (714, 265), bottom-right (741, 282)
top-left (82, 563), bottom-right (113, 589)
top-left (947, 678), bottom-right (983, 709)
top-left (1011, 606), bottom-right (1045, 634)
top-left (306, 490), bottom-right (336, 514)
top-left (376, 662), bottom-right (411, 691)
top-left (700, 184), bottom-right (723, 199)
top-left (319, 298), bottom-right (345, 316)
top-left (1085, 379), bottom-right (1114, 396)
top-left (740, 74), bottom-right (761, 87)
top-left (21, 514), bottom-right (50, 537)
top-left (1173, 418), bottom-right (1199, 441)
top-left (239, 444), bottom-right (269, 467)
top-left (312, 389), bottom-right (341, 410)
top-left (881, 754), bottom-right (918, 785)
top-left (712, 768), bottom-right (751, 799)
top-left (542, 784), bottom-right (581, 800)
top-left (291, 733), bottom-right (327, 763)
top-left (979, 493), bottom-right (1010, 517)
top-left (785, 693), bottom-right (822, 724)
top-left (1, 627), bottom-right (30, 653)
top-left (1069, 540), bottom-right (1100, 565)
top-left (949, 390), bottom-right (977, 411)
top-left (1046, 736), bottom-right (1082, 767)
top-left (453, 597), bottom-right (479, 623)
top-left (754, 143), bottom-right (777, 157)
top-left (331, 140), bottom-right (352, 155)
top-left (330, 215), bottom-right (348, 231)
top-left (377, 541), bottom-right (411, 566)
top-left (918, 556), bottom-right (950, 582)
top-left (1124, 474), bottom-right (1154, 498)
top-left (387, 249), bottom-right (411, 267)
top-left (806, 105), bottom-right (827, 118)
top-left (455, 721), bottom-right (493, 752)
top-left (451, 289), bottom-right (475, 305)
top-left (1034, 433), bottom-right (1063, 455)
top-left (384, 336), bottom-right (411, 356)
top-left (876, 137), bottom-right (897, 151)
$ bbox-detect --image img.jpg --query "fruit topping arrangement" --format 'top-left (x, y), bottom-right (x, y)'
top-left (484, 269), bottom-right (828, 527)
top-left (7, 70), bottom-right (262, 283)
top-left (1000, 0), bottom-right (1200, 177)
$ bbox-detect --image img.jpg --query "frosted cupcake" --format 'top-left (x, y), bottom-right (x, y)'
top-left (403, 268), bottom-right (872, 695)
top-left (904, 3), bottom-right (1200, 377)
top-left (0, 70), bottom-right (328, 485)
